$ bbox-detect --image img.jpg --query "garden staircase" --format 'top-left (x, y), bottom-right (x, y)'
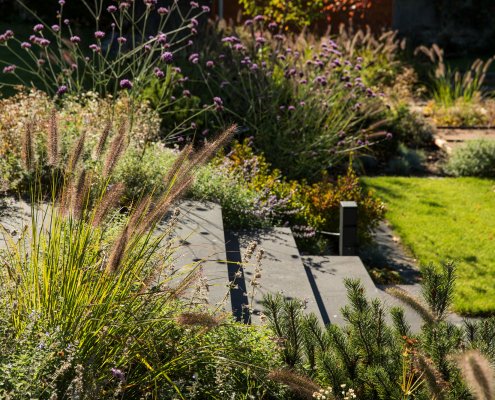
top-left (171, 201), bottom-right (466, 332)
top-left (0, 197), bottom-right (465, 332)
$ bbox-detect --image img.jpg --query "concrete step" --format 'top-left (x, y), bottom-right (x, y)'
top-left (158, 200), bottom-right (231, 311)
top-left (0, 197), bottom-right (52, 251)
top-left (302, 256), bottom-right (381, 326)
top-left (226, 228), bottom-right (322, 324)
top-left (302, 256), bottom-right (429, 332)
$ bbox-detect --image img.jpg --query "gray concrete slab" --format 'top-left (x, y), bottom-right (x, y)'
top-left (302, 256), bottom-right (381, 326)
top-left (0, 197), bottom-right (51, 251)
top-left (158, 201), bottom-right (231, 311)
top-left (228, 228), bottom-right (321, 325)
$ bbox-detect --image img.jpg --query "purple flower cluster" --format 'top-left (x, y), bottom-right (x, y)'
top-left (0, 30), bottom-right (14, 43)
top-left (119, 79), bottom-right (133, 89)
top-left (188, 53), bottom-right (199, 64)
top-left (2, 65), bottom-right (16, 74)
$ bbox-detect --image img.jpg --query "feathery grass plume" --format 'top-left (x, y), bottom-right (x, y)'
top-left (415, 353), bottom-right (448, 400)
top-left (140, 175), bottom-right (195, 232)
top-left (103, 118), bottom-right (128, 178)
top-left (267, 369), bottom-right (322, 399)
top-left (66, 132), bottom-right (86, 174)
top-left (456, 350), bottom-right (495, 400)
top-left (162, 143), bottom-right (194, 191)
top-left (70, 169), bottom-right (91, 220)
top-left (105, 225), bottom-right (130, 274)
top-left (92, 182), bottom-right (125, 227)
top-left (127, 194), bottom-right (155, 232)
top-left (47, 108), bottom-right (59, 165)
top-left (21, 120), bottom-right (35, 171)
top-left (176, 312), bottom-right (220, 329)
top-left (93, 117), bottom-right (112, 160)
top-left (386, 287), bottom-right (436, 325)
top-left (188, 124), bottom-right (237, 168)
top-left (169, 267), bottom-right (203, 300)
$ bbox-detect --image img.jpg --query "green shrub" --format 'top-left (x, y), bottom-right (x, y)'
top-left (387, 104), bottom-right (435, 149)
top-left (185, 22), bottom-right (386, 180)
top-left (262, 262), bottom-right (495, 400)
top-left (444, 139), bottom-right (495, 177)
top-left (386, 144), bottom-right (426, 175)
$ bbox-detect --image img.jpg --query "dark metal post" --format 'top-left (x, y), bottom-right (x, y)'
top-left (339, 201), bottom-right (358, 256)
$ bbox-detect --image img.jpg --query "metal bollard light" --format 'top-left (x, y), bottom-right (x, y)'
top-left (339, 201), bottom-right (358, 256)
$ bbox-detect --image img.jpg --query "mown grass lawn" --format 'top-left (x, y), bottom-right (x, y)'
top-left (362, 176), bottom-right (495, 316)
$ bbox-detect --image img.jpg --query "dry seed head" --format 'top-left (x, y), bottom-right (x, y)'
top-left (103, 118), bottom-right (128, 178)
top-left (242, 241), bottom-right (257, 264)
top-left (66, 132), bottom-right (86, 174)
top-left (105, 225), bottom-right (129, 274)
top-left (94, 117), bottom-right (112, 160)
top-left (415, 353), bottom-right (448, 400)
top-left (47, 108), bottom-right (60, 165)
top-left (71, 168), bottom-right (91, 220)
top-left (21, 120), bottom-right (35, 171)
top-left (176, 312), bottom-right (220, 329)
top-left (163, 143), bottom-right (193, 191)
top-left (456, 350), bottom-right (495, 400)
top-left (188, 124), bottom-right (237, 168)
top-left (268, 369), bottom-right (322, 400)
top-left (386, 287), bottom-right (436, 325)
top-left (92, 182), bottom-right (125, 227)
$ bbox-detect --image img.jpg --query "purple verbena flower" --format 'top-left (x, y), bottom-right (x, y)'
top-left (21, 42), bottom-right (31, 49)
top-left (3, 65), bottom-right (16, 73)
top-left (202, 5), bottom-right (210, 12)
top-left (190, 1), bottom-right (199, 8)
top-left (37, 38), bottom-right (50, 47)
top-left (157, 7), bottom-right (169, 15)
top-left (119, 79), bottom-right (133, 89)
top-left (213, 96), bottom-right (223, 110)
top-left (244, 19), bottom-right (253, 26)
top-left (56, 85), bottom-right (68, 96)
top-left (255, 36), bottom-right (266, 45)
top-left (89, 44), bottom-right (100, 52)
top-left (154, 67), bottom-right (165, 78)
top-left (254, 15), bottom-right (264, 22)
top-left (107, 5), bottom-right (117, 12)
top-left (111, 368), bottom-right (125, 381)
top-left (51, 25), bottom-right (60, 32)
top-left (119, 2), bottom-right (130, 9)
top-left (161, 51), bottom-right (173, 63)
top-left (206, 60), bottom-right (214, 68)
top-left (94, 31), bottom-right (105, 39)
top-left (70, 36), bottom-right (81, 43)
top-left (117, 36), bottom-right (127, 44)
top-left (188, 53), bottom-right (199, 64)
top-left (33, 24), bottom-right (44, 32)
top-left (183, 89), bottom-right (191, 97)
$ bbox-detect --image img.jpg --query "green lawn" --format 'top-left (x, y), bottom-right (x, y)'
top-left (362, 176), bottom-right (495, 316)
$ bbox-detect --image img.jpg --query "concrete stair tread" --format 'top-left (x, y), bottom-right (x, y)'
top-left (157, 200), bottom-right (230, 311)
top-left (226, 228), bottom-right (321, 324)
